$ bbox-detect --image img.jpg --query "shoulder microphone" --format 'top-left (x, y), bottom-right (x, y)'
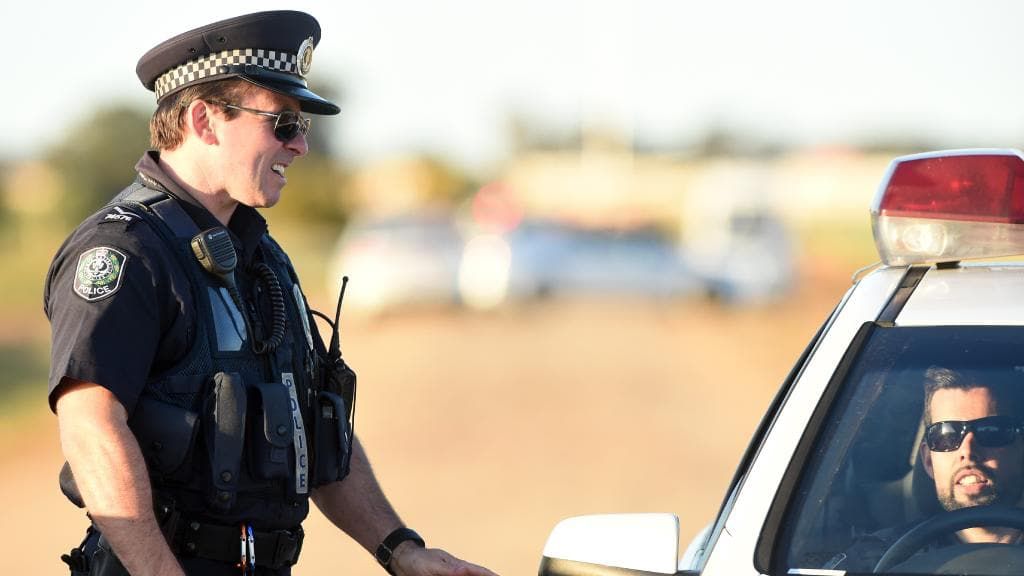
top-left (190, 227), bottom-right (238, 289)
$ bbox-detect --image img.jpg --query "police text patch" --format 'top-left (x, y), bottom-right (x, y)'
top-left (73, 247), bottom-right (127, 302)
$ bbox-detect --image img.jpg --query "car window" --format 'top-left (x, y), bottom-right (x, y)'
top-left (776, 325), bottom-right (1024, 574)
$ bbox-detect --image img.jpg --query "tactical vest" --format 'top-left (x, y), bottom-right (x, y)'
top-left (61, 180), bottom-right (354, 532)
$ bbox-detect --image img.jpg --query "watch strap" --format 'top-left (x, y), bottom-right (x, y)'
top-left (375, 527), bottom-right (425, 574)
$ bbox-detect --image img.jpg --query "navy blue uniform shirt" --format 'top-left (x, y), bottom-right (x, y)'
top-left (44, 151), bottom-right (268, 414)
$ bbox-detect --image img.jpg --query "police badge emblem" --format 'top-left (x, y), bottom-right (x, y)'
top-left (297, 36), bottom-right (315, 77)
top-left (73, 247), bottom-right (127, 302)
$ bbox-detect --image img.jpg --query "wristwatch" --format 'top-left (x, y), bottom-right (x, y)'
top-left (375, 527), bottom-right (425, 574)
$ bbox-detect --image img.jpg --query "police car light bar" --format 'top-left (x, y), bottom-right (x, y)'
top-left (871, 149), bottom-right (1024, 266)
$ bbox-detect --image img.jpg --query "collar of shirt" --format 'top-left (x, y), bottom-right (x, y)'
top-left (135, 151), bottom-right (268, 267)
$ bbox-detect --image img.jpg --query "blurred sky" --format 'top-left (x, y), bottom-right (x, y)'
top-left (5, 1), bottom-right (1024, 171)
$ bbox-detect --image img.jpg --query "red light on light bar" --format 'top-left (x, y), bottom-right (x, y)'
top-left (878, 153), bottom-right (1024, 224)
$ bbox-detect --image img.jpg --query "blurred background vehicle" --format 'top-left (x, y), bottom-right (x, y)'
top-left (327, 212), bottom-right (465, 314)
top-left (505, 223), bottom-right (698, 300)
top-left (332, 214), bottom-right (701, 314)
top-left (689, 209), bottom-right (795, 303)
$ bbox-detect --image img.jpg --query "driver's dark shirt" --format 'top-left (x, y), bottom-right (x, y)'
top-left (825, 523), bottom-right (959, 572)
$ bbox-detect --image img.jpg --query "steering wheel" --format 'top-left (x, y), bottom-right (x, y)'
top-left (874, 506), bottom-right (1024, 572)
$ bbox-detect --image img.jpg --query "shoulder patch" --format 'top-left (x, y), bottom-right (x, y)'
top-left (73, 247), bottom-right (127, 302)
top-left (99, 206), bottom-right (139, 225)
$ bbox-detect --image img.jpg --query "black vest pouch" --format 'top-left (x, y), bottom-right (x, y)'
top-left (204, 372), bottom-right (246, 511)
top-left (248, 382), bottom-right (294, 480)
top-left (59, 462), bottom-right (85, 508)
top-left (312, 390), bottom-right (352, 485)
top-left (129, 394), bottom-right (200, 480)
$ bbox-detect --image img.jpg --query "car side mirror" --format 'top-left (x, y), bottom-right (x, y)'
top-left (538, 513), bottom-right (680, 576)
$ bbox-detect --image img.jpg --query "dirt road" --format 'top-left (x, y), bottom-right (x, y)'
top-left (1, 262), bottom-right (848, 575)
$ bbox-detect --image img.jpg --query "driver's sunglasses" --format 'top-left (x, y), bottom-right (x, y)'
top-left (214, 102), bottom-right (311, 142)
top-left (924, 416), bottom-right (1023, 452)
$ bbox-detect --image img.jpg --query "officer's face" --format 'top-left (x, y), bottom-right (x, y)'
top-left (922, 387), bottom-right (1024, 511)
top-left (214, 88), bottom-right (309, 209)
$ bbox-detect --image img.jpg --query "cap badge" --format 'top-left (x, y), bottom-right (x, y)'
top-left (297, 36), bottom-right (315, 77)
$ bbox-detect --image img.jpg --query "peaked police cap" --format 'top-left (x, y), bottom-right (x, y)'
top-left (136, 10), bottom-right (339, 115)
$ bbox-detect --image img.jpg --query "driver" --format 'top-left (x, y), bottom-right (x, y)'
top-left (828, 366), bottom-right (1024, 571)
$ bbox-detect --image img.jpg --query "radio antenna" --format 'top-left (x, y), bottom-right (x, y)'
top-left (329, 276), bottom-right (349, 358)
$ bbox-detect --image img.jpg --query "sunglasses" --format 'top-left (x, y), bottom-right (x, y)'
top-left (924, 416), bottom-right (1023, 452)
top-left (215, 102), bottom-right (311, 142)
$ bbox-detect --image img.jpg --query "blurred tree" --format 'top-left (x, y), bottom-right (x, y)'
top-left (504, 110), bottom-right (582, 154)
top-left (346, 154), bottom-right (475, 216)
top-left (271, 153), bottom-right (351, 225)
top-left (418, 154), bottom-right (475, 205)
top-left (693, 122), bottom-right (794, 158)
top-left (3, 160), bottom-right (62, 221)
top-left (0, 160), bottom-right (9, 228)
top-left (46, 103), bottom-right (151, 225)
top-left (860, 139), bottom-right (940, 155)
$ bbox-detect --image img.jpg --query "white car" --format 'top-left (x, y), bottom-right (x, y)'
top-left (327, 213), bottom-right (464, 314)
top-left (692, 209), bottom-right (795, 303)
top-left (539, 149), bottom-right (1024, 576)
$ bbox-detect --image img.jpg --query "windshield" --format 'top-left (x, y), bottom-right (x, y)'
top-left (778, 325), bottom-right (1024, 575)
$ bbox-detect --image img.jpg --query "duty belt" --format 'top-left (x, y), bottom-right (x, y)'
top-left (174, 519), bottom-right (304, 570)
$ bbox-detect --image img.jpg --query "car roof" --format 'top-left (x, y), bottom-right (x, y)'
top-left (887, 263), bottom-right (1024, 326)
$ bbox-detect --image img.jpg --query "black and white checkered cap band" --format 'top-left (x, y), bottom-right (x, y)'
top-left (154, 48), bottom-right (300, 99)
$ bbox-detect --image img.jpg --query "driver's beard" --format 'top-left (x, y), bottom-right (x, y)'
top-left (939, 484), bottom-right (998, 511)
top-left (940, 466), bottom-right (1023, 511)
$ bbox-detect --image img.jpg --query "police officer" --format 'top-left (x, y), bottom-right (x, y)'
top-left (44, 11), bottom-right (498, 576)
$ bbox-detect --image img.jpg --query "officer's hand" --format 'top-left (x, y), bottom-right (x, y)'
top-left (391, 543), bottom-right (499, 576)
